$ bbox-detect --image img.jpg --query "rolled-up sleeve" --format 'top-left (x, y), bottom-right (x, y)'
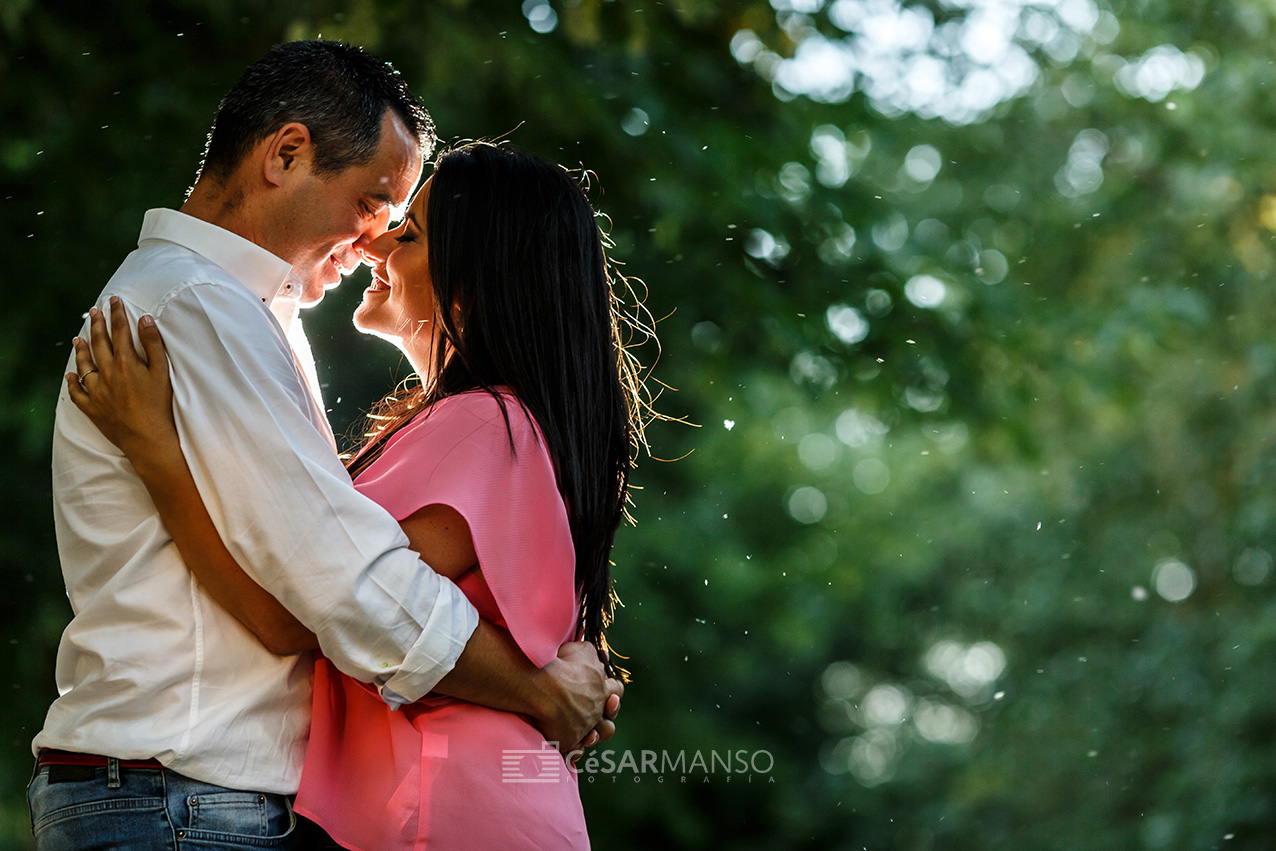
top-left (156, 281), bottom-right (478, 703)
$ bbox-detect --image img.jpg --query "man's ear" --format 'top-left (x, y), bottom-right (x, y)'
top-left (262, 122), bottom-right (313, 187)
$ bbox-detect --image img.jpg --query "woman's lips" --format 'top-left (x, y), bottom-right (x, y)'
top-left (368, 271), bottom-right (391, 292)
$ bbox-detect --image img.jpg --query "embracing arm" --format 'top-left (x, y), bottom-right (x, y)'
top-left (115, 426), bottom-right (318, 655)
top-left (396, 505), bottom-right (621, 747)
top-left (67, 298), bottom-right (316, 655)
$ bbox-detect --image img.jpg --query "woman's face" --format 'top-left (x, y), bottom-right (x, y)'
top-left (353, 176), bottom-right (438, 367)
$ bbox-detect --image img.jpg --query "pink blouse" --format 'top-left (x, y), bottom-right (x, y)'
top-left (294, 391), bottom-right (588, 850)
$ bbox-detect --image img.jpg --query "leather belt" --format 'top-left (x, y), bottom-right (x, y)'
top-left (37, 749), bottom-right (163, 770)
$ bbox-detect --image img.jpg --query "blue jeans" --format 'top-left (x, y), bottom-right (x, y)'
top-left (27, 759), bottom-right (299, 850)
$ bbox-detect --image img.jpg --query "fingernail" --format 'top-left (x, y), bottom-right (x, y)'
top-left (110, 295), bottom-right (120, 305)
top-left (140, 315), bottom-right (155, 327)
top-left (72, 337), bottom-right (81, 347)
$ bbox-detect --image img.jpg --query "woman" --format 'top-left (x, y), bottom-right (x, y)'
top-left (67, 142), bottom-right (651, 849)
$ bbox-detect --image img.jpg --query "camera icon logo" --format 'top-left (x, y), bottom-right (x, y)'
top-left (501, 741), bottom-right (565, 784)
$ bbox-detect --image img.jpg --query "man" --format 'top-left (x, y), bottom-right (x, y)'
top-left (30, 41), bottom-right (619, 849)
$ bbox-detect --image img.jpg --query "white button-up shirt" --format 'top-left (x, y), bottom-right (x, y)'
top-left (34, 209), bottom-right (479, 794)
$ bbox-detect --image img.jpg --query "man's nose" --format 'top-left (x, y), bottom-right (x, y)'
top-left (356, 232), bottom-right (390, 265)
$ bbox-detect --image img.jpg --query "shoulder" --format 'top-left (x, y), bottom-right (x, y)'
top-left (427, 391), bottom-right (540, 440)
top-left (106, 256), bottom-right (295, 392)
top-left (386, 391), bottom-right (544, 461)
top-left (110, 244), bottom-right (261, 316)
top-left (439, 390), bottom-right (538, 431)
top-left (354, 391), bottom-right (559, 514)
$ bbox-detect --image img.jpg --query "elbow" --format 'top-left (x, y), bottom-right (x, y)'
top-left (255, 621), bottom-right (318, 657)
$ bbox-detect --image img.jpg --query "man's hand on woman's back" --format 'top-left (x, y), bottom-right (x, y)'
top-left (537, 641), bottom-right (624, 755)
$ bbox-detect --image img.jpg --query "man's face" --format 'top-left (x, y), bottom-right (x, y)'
top-left (278, 111), bottom-right (423, 305)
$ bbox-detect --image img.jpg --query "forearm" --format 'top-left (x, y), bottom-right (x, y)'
top-left (129, 440), bottom-right (318, 655)
top-left (432, 619), bottom-right (550, 718)
top-left (433, 623), bottom-right (612, 750)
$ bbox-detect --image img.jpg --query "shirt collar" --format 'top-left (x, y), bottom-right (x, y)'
top-left (269, 276), bottom-right (303, 336)
top-left (138, 208), bottom-right (297, 308)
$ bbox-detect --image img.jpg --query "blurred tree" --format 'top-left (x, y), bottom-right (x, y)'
top-left (5, 0), bottom-right (1276, 849)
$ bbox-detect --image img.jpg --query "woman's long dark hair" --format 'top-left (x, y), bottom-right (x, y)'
top-left (347, 142), bottom-right (655, 677)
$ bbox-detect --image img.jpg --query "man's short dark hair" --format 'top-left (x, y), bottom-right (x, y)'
top-left (199, 40), bottom-right (434, 181)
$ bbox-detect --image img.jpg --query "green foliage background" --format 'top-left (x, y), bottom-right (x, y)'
top-left (5, 0), bottom-right (1276, 848)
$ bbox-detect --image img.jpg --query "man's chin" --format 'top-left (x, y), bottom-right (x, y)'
top-left (297, 280), bottom-right (331, 307)
top-left (296, 272), bottom-right (342, 306)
